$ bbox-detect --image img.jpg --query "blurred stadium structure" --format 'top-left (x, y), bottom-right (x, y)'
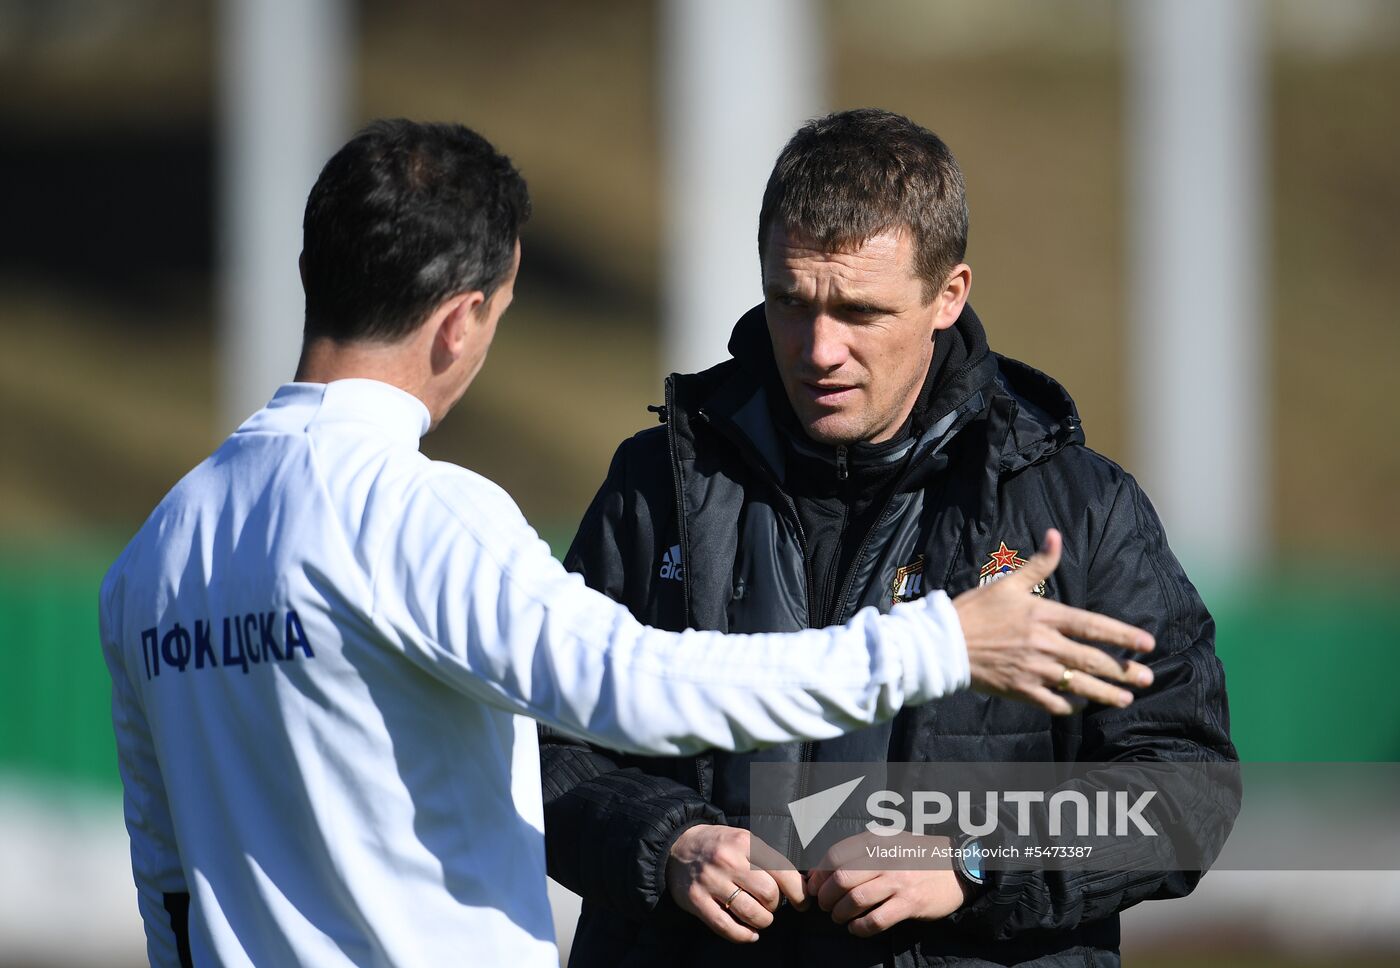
top-left (2, 1), bottom-right (1398, 965)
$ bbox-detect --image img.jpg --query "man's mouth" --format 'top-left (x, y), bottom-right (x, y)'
top-left (802, 382), bottom-right (857, 405)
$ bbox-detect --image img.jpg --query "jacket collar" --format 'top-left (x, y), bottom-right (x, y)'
top-left (244, 379), bottom-right (432, 445)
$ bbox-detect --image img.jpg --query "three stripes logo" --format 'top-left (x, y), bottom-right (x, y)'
top-left (658, 544), bottom-right (684, 582)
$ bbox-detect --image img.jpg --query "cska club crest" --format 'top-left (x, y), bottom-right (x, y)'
top-left (891, 555), bottom-right (926, 604)
top-left (978, 541), bottom-right (1047, 596)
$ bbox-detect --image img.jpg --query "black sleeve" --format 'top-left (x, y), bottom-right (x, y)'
top-left (540, 437), bottom-right (723, 919)
top-left (541, 726), bottom-right (725, 919)
top-left (559, 437), bottom-right (633, 605)
top-left (947, 470), bottom-right (1239, 940)
top-left (163, 891), bottom-right (194, 968)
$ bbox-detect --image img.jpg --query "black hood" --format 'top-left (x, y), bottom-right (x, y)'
top-left (991, 353), bottom-right (1086, 472)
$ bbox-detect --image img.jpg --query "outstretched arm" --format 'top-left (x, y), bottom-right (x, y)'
top-left (388, 466), bottom-right (1153, 755)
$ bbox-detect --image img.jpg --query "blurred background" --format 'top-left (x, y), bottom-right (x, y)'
top-left (1, 0), bottom-right (1397, 964)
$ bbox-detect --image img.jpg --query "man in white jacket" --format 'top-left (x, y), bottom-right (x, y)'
top-left (100, 120), bottom-right (1152, 968)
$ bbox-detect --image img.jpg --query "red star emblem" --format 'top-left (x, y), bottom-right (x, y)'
top-left (988, 542), bottom-right (1023, 572)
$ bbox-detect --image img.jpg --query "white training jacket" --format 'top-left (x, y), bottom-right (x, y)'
top-left (99, 378), bottom-right (969, 968)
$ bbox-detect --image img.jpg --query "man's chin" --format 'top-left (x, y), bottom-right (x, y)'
top-left (799, 414), bottom-right (864, 446)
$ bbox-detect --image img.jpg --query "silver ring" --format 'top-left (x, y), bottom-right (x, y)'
top-left (722, 885), bottom-right (744, 911)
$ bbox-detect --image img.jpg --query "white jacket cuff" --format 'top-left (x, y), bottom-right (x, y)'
top-left (894, 591), bottom-right (970, 704)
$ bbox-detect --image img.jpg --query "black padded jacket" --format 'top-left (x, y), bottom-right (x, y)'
top-left (540, 305), bottom-right (1237, 968)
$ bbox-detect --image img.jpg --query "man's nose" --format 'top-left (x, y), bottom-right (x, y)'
top-left (803, 314), bottom-right (849, 371)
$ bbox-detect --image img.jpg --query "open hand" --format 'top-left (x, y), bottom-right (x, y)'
top-left (954, 529), bottom-right (1156, 715)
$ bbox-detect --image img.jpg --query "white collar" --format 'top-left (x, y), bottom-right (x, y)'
top-left (258, 379), bottom-right (433, 444)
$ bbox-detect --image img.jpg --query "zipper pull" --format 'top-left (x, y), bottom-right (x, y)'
top-left (836, 444), bottom-right (849, 481)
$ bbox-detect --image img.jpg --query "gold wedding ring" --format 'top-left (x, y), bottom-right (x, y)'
top-left (1056, 668), bottom-right (1076, 692)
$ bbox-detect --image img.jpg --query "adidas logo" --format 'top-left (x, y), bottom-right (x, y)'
top-left (658, 544), bottom-right (685, 582)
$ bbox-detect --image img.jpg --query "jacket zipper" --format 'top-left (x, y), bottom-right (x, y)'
top-left (663, 380), bottom-right (712, 798)
top-left (663, 379), bottom-right (692, 631)
top-left (819, 502), bottom-right (851, 627)
top-left (682, 390), bottom-right (993, 832)
top-left (698, 403), bottom-right (971, 822)
top-left (829, 406), bottom-right (981, 623)
top-left (807, 444), bottom-right (853, 794)
top-left (694, 409), bottom-right (823, 803)
top-left (829, 494), bottom-right (900, 624)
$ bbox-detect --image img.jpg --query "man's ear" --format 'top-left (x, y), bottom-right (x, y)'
top-left (430, 290), bottom-right (486, 371)
top-left (933, 263), bottom-right (972, 332)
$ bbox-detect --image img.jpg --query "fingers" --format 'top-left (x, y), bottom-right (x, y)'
top-left (669, 826), bottom-right (793, 940)
top-left (829, 876), bottom-right (896, 925)
top-left (732, 868), bottom-right (782, 914)
top-left (1014, 531), bottom-right (1154, 654)
top-left (1023, 683), bottom-right (1075, 716)
top-left (749, 833), bottom-right (807, 910)
top-left (805, 835), bottom-right (860, 899)
top-left (770, 865), bottom-right (809, 911)
top-left (1030, 647), bottom-right (1132, 710)
top-left (817, 866), bottom-right (879, 913)
top-left (1041, 600), bottom-right (1154, 653)
top-left (1049, 634), bottom-right (1154, 688)
top-left (1054, 667), bottom-right (1131, 708)
top-left (691, 892), bottom-right (759, 944)
top-left (848, 896), bottom-right (911, 938)
top-left (1005, 660), bottom-right (1142, 715)
top-left (724, 885), bottom-right (776, 930)
top-left (691, 873), bottom-right (778, 941)
top-left (1013, 529), bottom-right (1062, 587)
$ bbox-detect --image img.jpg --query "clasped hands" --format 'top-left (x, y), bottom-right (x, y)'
top-left (666, 824), bottom-right (972, 943)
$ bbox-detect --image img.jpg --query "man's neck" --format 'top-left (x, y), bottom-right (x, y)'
top-left (295, 337), bottom-right (440, 417)
top-left (296, 337), bottom-right (459, 428)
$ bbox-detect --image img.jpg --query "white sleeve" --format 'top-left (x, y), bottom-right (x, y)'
top-left (99, 580), bottom-right (188, 968)
top-left (377, 471), bottom-right (969, 756)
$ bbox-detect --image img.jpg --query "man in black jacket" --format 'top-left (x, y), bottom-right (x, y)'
top-left (541, 109), bottom-right (1236, 967)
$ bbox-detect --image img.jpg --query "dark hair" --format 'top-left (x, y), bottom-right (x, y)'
top-left (758, 108), bottom-right (968, 299)
top-left (300, 119), bottom-right (531, 342)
